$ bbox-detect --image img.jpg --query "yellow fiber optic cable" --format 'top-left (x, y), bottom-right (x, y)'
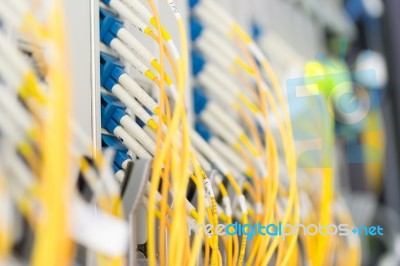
top-left (31, 1), bottom-right (73, 265)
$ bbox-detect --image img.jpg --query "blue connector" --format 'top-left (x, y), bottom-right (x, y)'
top-left (193, 87), bottom-right (208, 115)
top-left (189, 0), bottom-right (199, 8)
top-left (195, 120), bottom-right (213, 141)
top-left (190, 18), bottom-right (203, 41)
top-left (114, 150), bottom-right (131, 168)
top-left (101, 93), bottom-right (126, 133)
top-left (102, 134), bottom-right (131, 171)
top-left (99, 7), bottom-right (126, 46)
top-left (192, 51), bottom-right (206, 76)
top-left (252, 22), bottom-right (261, 40)
top-left (102, 134), bottom-right (127, 151)
top-left (100, 52), bottom-right (125, 91)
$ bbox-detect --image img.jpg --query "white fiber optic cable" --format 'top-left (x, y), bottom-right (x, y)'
top-left (194, 0), bottom-right (270, 65)
top-left (117, 28), bottom-right (157, 67)
top-left (108, 0), bottom-right (149, 33)
top-left (120, 0), bottom-right (181, 60)
top-left (200, 102), bottom-right (243, 138)
top-left (197, 73), bottom-right (236, 108)
top-left (209, 137), bottom-right (247, 173)
top-left (4, 0), bottom-right (29, 16)
top-left (109, 37), bottom-right (149, 76)
top-left (201, 111), bottom-right (267, 178)
top-left (195, 28), bottom-right (251, 74)
top-left (198, 65), bottom-right (260, 115)
top-left (116, 27), bottom-right (177, 91)
top-left (203, 64), bottom-right (258, 110)
top-left (106, 84), bottom-right (155, 127)
top-left (190, 130), bottom-right (230, 175)
top-left (122, 0), bottom-right (153, 23)
top-left (0, 108), bottom-right (25, 144)
top-left (109, 38), bottom-right (178, 99)
top-left (118, 73), bottom-right (159, 113)
top-left (193, 2), bottom-right (229, 35)
top-left (194, 150), bottom-right (212, 173)
top-left (119, 115), bottom-right (156, 155)
top-left (0, 33), bottom-right (31, 76)
top-left (200, 111), bottom-right (237, 146)
top-left (112, 126), bottom-right (152, 160)
top-left (115, 170), bottom-right (126, 183)
top-left (10, 155), bottom-right (35, 190)
top-left (0, 1), bottom-right (21, 29)
top-left (0, 88), bottom-right (35, 133)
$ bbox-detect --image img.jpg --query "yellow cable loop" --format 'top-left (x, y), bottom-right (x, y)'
top-left (229, 34), bottom-right (283, 266)
top-left (145, 1), bottom-right (169, 265)
top-left (228, 29), bottom-right (300, 265)
top-left (189, 155), bottom-right (207, 266)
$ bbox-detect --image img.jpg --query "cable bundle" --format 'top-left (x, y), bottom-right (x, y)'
top-left (98, 0), bottom-right (363, 265)
top-left (0, 0), bottom-right (364, 265)
top-left (0, 1), bottom-right (129, 265)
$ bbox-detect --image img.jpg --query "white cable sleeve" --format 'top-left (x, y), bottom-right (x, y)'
top-left (195, 150), bottom-right (212, 172)
top-left (200, 110), bottom-right (238, 145)
top-left (202, 64), bottom-right (240, 95)
top-left (109, 0), bottom-right (148, 32)
top-left (118, 74), bottom-right (158, 112)
top-left (117, 28), bottom-right (156, 65)
top-left (115, 170), bottom-right (126, 183)
top-left (193, 2), bottom-right (229, 34)
top-left (190, 130), bottom-right (229, 175)
top-left (121, 0), bottom-right (153, 22)
top-left (5, 0), bottom-right (29, 16)
top-left (202, 0), bottom-right (234, 26)
top-left (167, 39), bottom-right (180, 61)
top-left (121, 159), bottom-right (131, 170)
top-left (204, 178), bottom-right (215, 198)
top-left (237, 194), bottom-right (248, 213)
top-left (0, 33), bottom-right (30, 75)
top-left (200, 69), bottom-right (238, 104)
top-left (0, 55), bottom-right (22, 88)
top-left (197, 73), bottom-right (235, 107)
top-left (0, 88), bottom-right (34, 132)
top-left (11, 155), bottom-right (35, 190)
top-left (166, 0), bottom-right (181, 19)
top-left (119, 115), bottom-right (156, 155)
top-left (111, 84), bottom-right (152, 124)
top-left (0, 107), bottom-right (25, 144)
top-left (201, 29), bottom-right (238, 61)
top-left (205, 102), bottom-right (243, 136)
top-left (195, 38), bottom-right (231, 70)
top-left (0, 2), bottom-right (21, 28)
top-left (143, 125), bottom-right (157, 141)
top-left (113, 126), bottom-right (152, 159)
top-left (221, 156), bottom-right (243, 180)
top-left (110, 38), bottom-right (149, 75)
top-left (209, 137), bottom-right (247, 172)
top-left (248, 41), bottom-right (267, 62)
